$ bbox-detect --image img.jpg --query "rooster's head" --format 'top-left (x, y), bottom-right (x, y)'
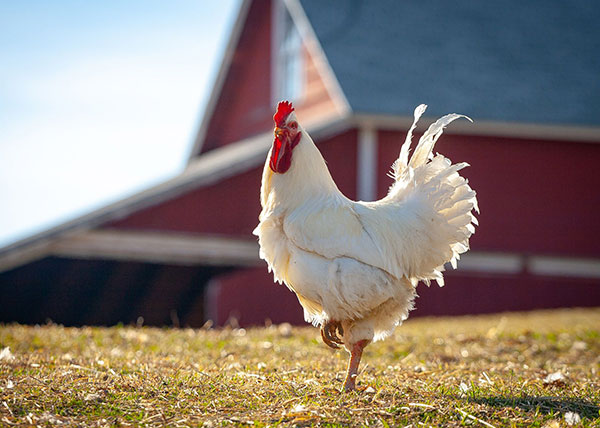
top-left (270, 101), bottom-right (301, 173)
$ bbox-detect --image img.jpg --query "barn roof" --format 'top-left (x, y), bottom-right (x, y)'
top-left (298, 0), bottom-right (600, 127)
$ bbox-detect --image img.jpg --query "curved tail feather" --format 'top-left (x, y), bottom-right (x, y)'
top-left (391, 104), bottom-right (472, 181)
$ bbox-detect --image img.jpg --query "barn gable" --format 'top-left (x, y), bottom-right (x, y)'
top-left (189, 0), bottom-right (349, 159)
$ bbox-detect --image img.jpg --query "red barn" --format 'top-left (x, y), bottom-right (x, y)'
top-left (1, 0), bottom-right (599, 327)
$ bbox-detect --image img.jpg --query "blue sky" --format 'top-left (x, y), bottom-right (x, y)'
top-left (0, 1), bottom-right (239, 246)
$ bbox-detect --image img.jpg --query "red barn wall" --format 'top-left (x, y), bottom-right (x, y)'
top-left (106, 167), bottom-right (264, 236)
top-left (420, 272), bottom-right (600, 316)
top-left (210, 267), bottom-right (305, 326)
top-left (211, 268), bottom-right (600, 327)
top-left (318, 130), bottom-right (358, 200)
top-left (378, 131), bottom-right (600, 258)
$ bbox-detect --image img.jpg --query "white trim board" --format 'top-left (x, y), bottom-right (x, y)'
top-left (453, 252), bottom-right (600, 280)
top-left (357, 127), bottom-right (377, 201)
top-left (528, 256), bottom-right (600, 279)
top-left (50, 230), bottom-right (261, 267)
top-left (453, 252), bottom-right (524, 275)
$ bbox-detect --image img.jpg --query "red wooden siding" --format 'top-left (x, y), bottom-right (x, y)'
top-left (201, 0), bottom-right (274, 153)
top-left (419, 272), bottom-right (600, 316)
top-left (107, 167), bottom-right (264, 236)
top-left (318, 130), bottom-right (358, 200)
top-left (378, 131), bottom-right (600, 258)
top-left (210, 267), bottom-right (304, 326)
top-left (107, 130), bottom-right (359, 234)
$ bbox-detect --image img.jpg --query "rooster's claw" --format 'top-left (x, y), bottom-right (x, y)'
top-left (321, 320), bottom-right (344, 350)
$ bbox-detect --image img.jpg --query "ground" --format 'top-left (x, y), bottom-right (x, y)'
top-left (1, 308), bottom-right (599, 427)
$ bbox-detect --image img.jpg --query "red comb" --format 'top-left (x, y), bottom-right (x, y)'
top-left (273, 101), bottom-right (294, 127)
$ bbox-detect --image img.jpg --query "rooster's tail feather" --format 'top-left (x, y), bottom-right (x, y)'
top-left (386, 105), bottom-right (477, 287)
top-left (390, 104), bottom-right (472, 181)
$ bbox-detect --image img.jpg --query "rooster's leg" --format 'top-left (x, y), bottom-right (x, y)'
top-left (320, 320), bottom-right (344, 349)
top-left (343, 339), bottom-right (369, 392)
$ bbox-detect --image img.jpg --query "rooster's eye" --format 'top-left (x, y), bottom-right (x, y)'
top-left (289, 121), bottom-right (298, 129)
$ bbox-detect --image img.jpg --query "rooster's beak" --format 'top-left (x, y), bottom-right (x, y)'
top-left (274, 127), bottom-right (284, 139)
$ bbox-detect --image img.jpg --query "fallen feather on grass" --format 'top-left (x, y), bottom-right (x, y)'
top-left (408, 402), bottom-right (435, 410)
top-left (543, 371), bottom-right (567, 386)
top-left (84, 393), bottom-right (103, 402)
top-left (459, 381), bottom-right (471, 396)
top-left (0, 347), bottom-right (14, 362)
top-left (564, 411), bottom-right (581, 425)
top-left (479, 371), bottom-right (493, 386)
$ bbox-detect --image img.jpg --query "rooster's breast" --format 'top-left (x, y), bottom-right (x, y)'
top-left (284, 241), bottom-right (399, 323)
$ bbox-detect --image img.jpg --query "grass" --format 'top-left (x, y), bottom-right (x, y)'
top-left (1, 308), bottom-right (599, 427)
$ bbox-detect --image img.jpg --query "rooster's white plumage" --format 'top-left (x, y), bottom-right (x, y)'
top-left (254, 102), bottom-right (478, 391)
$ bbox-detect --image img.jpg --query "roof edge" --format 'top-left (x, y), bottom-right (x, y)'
top-left (353, 113), bottom-right (600, 143)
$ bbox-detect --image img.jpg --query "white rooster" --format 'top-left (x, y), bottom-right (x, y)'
top-left (254, 101), bottom-right (478, 391)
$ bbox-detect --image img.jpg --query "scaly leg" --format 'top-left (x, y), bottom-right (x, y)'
top-left (343, 339), bottom-right (369, 392)
top-left (320, 320), bottom-right (344, 349)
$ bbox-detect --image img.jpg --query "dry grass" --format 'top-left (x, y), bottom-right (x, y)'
top-left (1, 308), bottom-right (599, 427)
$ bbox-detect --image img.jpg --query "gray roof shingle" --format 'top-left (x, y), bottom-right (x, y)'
top-left (299, 0), bottom-right (600, 126)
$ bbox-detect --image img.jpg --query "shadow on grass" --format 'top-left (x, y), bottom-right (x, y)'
top-left (469, 395), bottom-right (599, 420)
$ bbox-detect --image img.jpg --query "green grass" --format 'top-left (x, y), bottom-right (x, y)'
top-left (1, 308), bottom-right (599, 427)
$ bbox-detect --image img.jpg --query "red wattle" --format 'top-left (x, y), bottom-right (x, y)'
top-left (269, 132), bottom-right (301, 174)
top-left (269, 136), bottom-right (284, 172)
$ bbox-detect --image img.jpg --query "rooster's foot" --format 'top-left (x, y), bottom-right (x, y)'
top-left (320, 320), bottom-right (344, 350)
